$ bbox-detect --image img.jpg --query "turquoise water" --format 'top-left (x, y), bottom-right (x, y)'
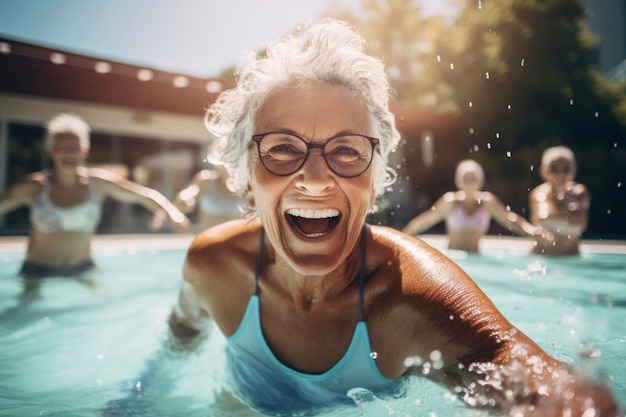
top-left (0, 242), bottom-right (624, 416)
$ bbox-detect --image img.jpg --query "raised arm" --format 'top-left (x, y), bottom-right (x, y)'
top-left (402, 192), bottom-right (455, 235)
top-left (167, 267), bottom-right (212, 350)
top-left (90, 168), bottom-right (190, 233)
top-left (0, 174), bottom-right (42, 215)
top-left (173, 170), bottom-right (216, 213)
top-left (483, 192), bottom-right (554, 241)
top-left (400, 249), bottom-right (619, 416)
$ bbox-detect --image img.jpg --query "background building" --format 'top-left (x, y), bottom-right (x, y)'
top-left (0, 36), bottom-right (229, 234)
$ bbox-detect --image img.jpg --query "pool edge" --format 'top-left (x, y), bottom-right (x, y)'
top-left (1, 234), bottom-right (625, 254)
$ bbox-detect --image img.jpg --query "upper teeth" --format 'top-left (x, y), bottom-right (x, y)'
top-left (287, 208), bottom-right (339, 219)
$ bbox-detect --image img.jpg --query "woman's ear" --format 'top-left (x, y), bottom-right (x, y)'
top-left (245, 183), bottom-right (255, 210)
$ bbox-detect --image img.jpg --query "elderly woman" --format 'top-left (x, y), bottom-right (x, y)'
top-left (529, 146), bottom-right (590, 256)
top-left (168, 19), bottom-right (619, 416)
top-left (403, 159), bottom-right (553, 252)
top-left (0, 113), bottom-right (190, 279)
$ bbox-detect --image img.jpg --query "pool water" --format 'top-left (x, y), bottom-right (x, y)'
top-left (0, 239), bottom-right (624, 417)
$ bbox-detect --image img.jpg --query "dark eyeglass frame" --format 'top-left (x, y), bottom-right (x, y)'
top-left (250, 131), bottom-right (380, 178)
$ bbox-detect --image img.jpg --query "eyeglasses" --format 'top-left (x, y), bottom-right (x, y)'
top-left (548, 164), bottom-right (571, 174)
top-left (250, 131), bottom-right (379, 177)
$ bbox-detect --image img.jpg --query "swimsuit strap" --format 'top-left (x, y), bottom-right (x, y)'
top-left (254, 228), bottom-right (265, 295)
top-left (253, 224), bottom-right (367, 322)
top-left (358, 223), bottom-right (367, 322)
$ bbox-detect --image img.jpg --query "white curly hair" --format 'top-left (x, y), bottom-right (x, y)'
top-left (204, 18), bottom-right (400, 199)
top-left (45, 113), bottom-right (91, 151)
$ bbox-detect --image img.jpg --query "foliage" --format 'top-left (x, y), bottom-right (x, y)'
top-left (324, 0), bottom-right (456, 110)
top-left (325, 0), bottom-right (626, 236)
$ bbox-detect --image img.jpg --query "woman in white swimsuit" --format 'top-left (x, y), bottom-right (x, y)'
top-left (403, 159), bottom-right (553, 252)
top-left (0, 113), bottom-right (190, 279)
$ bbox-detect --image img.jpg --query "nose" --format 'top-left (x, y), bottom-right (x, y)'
top-left (295, 150), bottom-right (334, 194)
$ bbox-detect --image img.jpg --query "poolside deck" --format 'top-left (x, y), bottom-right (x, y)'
top-left (1, 234), bottom-right (625, 255)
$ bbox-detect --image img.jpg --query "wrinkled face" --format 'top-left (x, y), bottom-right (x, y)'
top-left (48, 133), bottom-right (88, 168)
top-left (247, 81), bottom-right (376, 275)
top-left (542, 157), bottom-right (575, 186)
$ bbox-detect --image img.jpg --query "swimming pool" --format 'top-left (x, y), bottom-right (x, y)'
top-left (0, 234), bottom-right (624, 416)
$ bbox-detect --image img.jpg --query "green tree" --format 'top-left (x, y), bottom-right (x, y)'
top-left (435, 0), bottom-right (626, 234)
top-left (436, 0), bottom-right (626, 149)
top-left (325, 0), bottom-right (626, 236)
top-left (325, 0), bottom-right (455, 110)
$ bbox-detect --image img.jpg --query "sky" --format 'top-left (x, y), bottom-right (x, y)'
top-left (0, 0), bottom-right (454, 78)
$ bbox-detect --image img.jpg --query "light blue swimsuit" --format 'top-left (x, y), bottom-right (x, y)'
top-left (226, 226), bottom-right (402, 415)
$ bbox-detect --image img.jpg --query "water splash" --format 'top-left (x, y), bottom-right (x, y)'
top-left (347, 388), bottom-right (394, 415)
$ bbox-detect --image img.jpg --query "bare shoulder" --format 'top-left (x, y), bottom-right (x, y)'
top-left (367, 226), bottom-right (512, 364)
top-left (368, 225), bottom-right (465, 286)
top-left (184, 219), bottom-right (262, 288)
top-left (5, 171), bottom-right (46, 197)
top-left (442, 191), bottom-right (457, 204)
top-left (22, 171), bottom-right (46, 184)
top-left (529, 182), bottom-right (548, 197)
top-left (480, 191), bottom-right (505, 208)
top-left (480, 191), bottom-right (497, 202)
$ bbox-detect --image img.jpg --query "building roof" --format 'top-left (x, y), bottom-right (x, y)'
top-left (0, 35), bottom-right (463, 140)
top-left (0, 36), bottom-right (232, 116)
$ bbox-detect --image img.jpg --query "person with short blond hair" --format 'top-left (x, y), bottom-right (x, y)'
top-left (529, 145), bottom-right (590, 255)
top-left (0, 113), bottom-right (190, 279)
top-left (403, 159), bottom-right (552, 252)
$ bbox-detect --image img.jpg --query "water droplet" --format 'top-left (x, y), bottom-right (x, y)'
top-left (607, 209), bottom-right (612, 214)
top-left (617, 182), bottom-right (622, 188)
top-left (370, 351), bottom-right (378, 359)
top-left (449, 63), bottom-right (454, 70)
top-left (530, 165), bottom-right (534, 171)
top-left (469, 128), bottom-right (475, 134)
top-left (473, 145), bottom-right (479, 152)
top-left (449, 314), bottom-right (455, 320)
top-left (506, 205), bottom-right (511, 211)
top-left (478, 0), bottom-right (482, 10)
top-left (495, 132), bottom-right (500, 139)
top-left (506, 151), bottom-right (511, 157)
top-left (430, 350), bottom-right (442, 361)
top-left (485, 71), bottom-right (490, 79)
top-left (520, 58), bottom-right (525, 67)
top-left (487, 143), bottom-right (492, 149)
top-left (436, 55), bottom-right (441, 62)
top-left (569, 99), bottom-right (574, 105)
top-left (594, 112), bottom-right (599, 117)
top-left (468, 101), bottom-right (473, 108)
top-left (507, 104), bottom-right (511, 110)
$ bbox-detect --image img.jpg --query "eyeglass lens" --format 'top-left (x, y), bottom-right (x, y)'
top-left (254, 132), bottom-right (377, 177)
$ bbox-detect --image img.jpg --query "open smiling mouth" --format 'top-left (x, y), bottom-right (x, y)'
top-left (286, 208), bottom-right (341, 238)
